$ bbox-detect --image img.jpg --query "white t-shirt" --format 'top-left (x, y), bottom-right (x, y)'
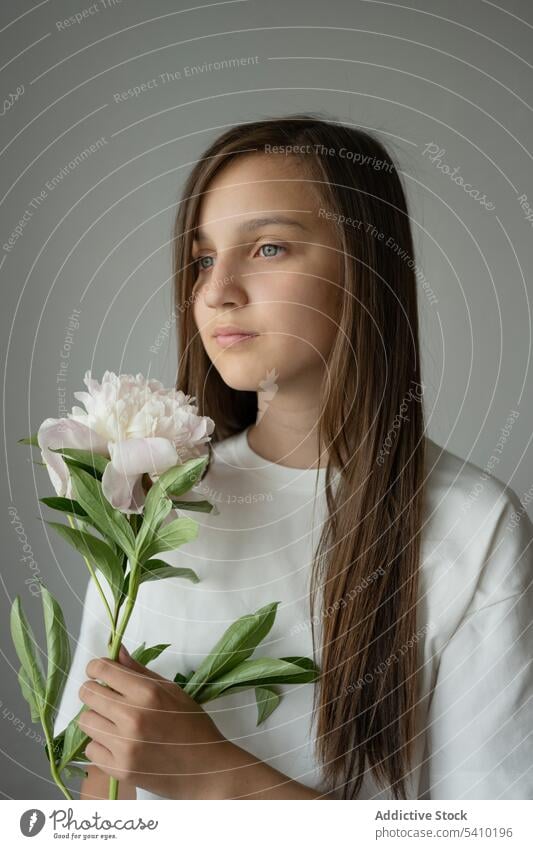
top-left (53, 427), bottom-right (533, 800)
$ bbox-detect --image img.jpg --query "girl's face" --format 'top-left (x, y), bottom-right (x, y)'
top-left (191, 153), bottom-right (342, 395)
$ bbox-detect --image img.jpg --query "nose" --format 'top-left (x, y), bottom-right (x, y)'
top-left (200, 262), bottom-right (248, 309)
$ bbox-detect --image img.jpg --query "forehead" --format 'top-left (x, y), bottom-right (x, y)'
top-left (193, 153), bottom-right (322, 239)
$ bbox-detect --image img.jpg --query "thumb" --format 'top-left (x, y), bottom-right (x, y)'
top-left (118, 643), bottom-right (138, 666)
top-left (118, 643), bottom-right (164, 680)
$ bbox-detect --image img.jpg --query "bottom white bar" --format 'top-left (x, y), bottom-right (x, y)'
top-left (4, 799), bottom-right (532, 848)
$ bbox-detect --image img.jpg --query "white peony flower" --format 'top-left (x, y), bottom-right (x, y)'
top-left (37, 370), bottom-right (215, 514)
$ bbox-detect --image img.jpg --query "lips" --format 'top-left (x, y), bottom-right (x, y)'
top-left (212, 327), bottom-right (259, 349)
top-left (212, 325), bottom-right (258, 338)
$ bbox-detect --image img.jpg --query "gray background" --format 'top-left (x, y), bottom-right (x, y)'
top-left (1, 0), bottom-right (532, 799)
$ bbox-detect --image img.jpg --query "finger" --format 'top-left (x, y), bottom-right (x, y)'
top-left (79, 680), bottom-right (125, 721)
top-left (118, 644), bottom-right (168, 682)
top-left (84, 739), bottom-right (114, 774)
top-left (77, 709), bottom-right (117, 745)
top-left (86, 655), bottom-right (163, 697)
top-left (85, 740), bottom-right (135, 784)
top-left (79, 709), bottom-right (145, 750)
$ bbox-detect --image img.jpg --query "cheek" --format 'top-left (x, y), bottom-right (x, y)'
top-left (278, 282), bottom-right (340, 355)
top-left (191, 291), bottom-right (204, 330)
top-left (191, 296), bottom-right (214, 350)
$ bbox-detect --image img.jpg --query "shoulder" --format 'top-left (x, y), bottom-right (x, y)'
top-left (421, 436), bottom-right (532, 617)
top-left (422, 435), bottom-right (526, 537)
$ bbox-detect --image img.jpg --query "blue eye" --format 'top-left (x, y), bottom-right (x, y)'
top-left (258, 243), bottom-right (285, 258)
top-left (195, 255), bottom-right (214, 272)
top-left (194, 243), bottom-right (285, 274)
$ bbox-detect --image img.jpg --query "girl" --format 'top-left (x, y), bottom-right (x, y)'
top-left (55, 114), bottom-right (533, 800)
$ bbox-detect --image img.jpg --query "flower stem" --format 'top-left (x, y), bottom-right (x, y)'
top-left (107, 514), bottom-right (141, 801)
top-left (107, 588), bottom-right (138, 800)
top-left (43, 720), bottom-right (73, 800)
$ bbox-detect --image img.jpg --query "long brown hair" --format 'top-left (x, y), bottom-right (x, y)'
top-left (172, 113), bottom-right (426, 800)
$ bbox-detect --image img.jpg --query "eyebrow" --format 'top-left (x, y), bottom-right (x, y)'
top-left (193, 215), bottom-right (310, 242)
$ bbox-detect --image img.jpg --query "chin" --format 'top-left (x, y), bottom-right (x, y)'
top-left (214, 366), bottom-right (264, 393)
top-left (210, 356), bottom-right (277, 393)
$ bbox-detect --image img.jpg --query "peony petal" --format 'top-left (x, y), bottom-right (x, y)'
top-left (37, 418), bottom-right (109, 497)
top-left (191, 416), bottom-right (215, 441)
top-left (107, 437), bottom-right (179, 477)
top-left (101, 463), bottom-right (145, 514)
top-left (129, 473), bottom-right (147, 513)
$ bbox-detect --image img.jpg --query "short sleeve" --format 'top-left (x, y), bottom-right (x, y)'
top-left (52, 577), bottom-right (112, 742)
top-left (423, 501), bottom-right (533, 799)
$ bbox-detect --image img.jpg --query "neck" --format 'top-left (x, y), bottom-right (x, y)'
top-left (247, 393), bottom-right (328, 470)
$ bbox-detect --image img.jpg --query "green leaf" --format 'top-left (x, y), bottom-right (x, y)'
top-left (197, 656), bottom-right (317, 703)
top-left (62, 765), bottom-right (88, 780)
top-left (135, 486), bottom-right (173, 562)
top-left (155, 456), bottom-right (209, 498)
top-left (121, 557), bottom-right (199, 598)
top-left (141, 516), bottom-right (199, 561)
top-left (130, 642), bottom-right (171, 666)
top-left (174, 668), bottom-right (195, 687)
top-left (45, 731), bottom-right (64, 765)
top-left (10, 597), bottom-right (46, 718)
top-left (18, 433), bottom-right (39, 446)
top-left (68, 465), bottom-right (135, 558)
top-left (58, 707), bottom-right (91, 770)
top-left (40, 496), bottom-right (90, 520)
top-left (255, 686), bottom-right (281, 725)
top-left (183, 602), bottom-right (280, 700)
top-left (140, 558), bottom-right (199, 585)
top-left (132, 462), bottom-right (206, 563)
top-left (171, 499), bottom-right (216, 514)
top-left (279, 656), bottom-right (318, 672)
top-left (18, 666), bottom-right (40, 723)
top-left (71, 517), bottom-right (103, 539)
top-left (46, 521), bottom-right (124, 603)
top-left (50, 447), bottom-right (109, 477)
top-left (130, 641), bottom-right (146, 661)
top-left (41, 585), bottom-right (71, 725)
top-left (134, 458), bottom-right (209, 562)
